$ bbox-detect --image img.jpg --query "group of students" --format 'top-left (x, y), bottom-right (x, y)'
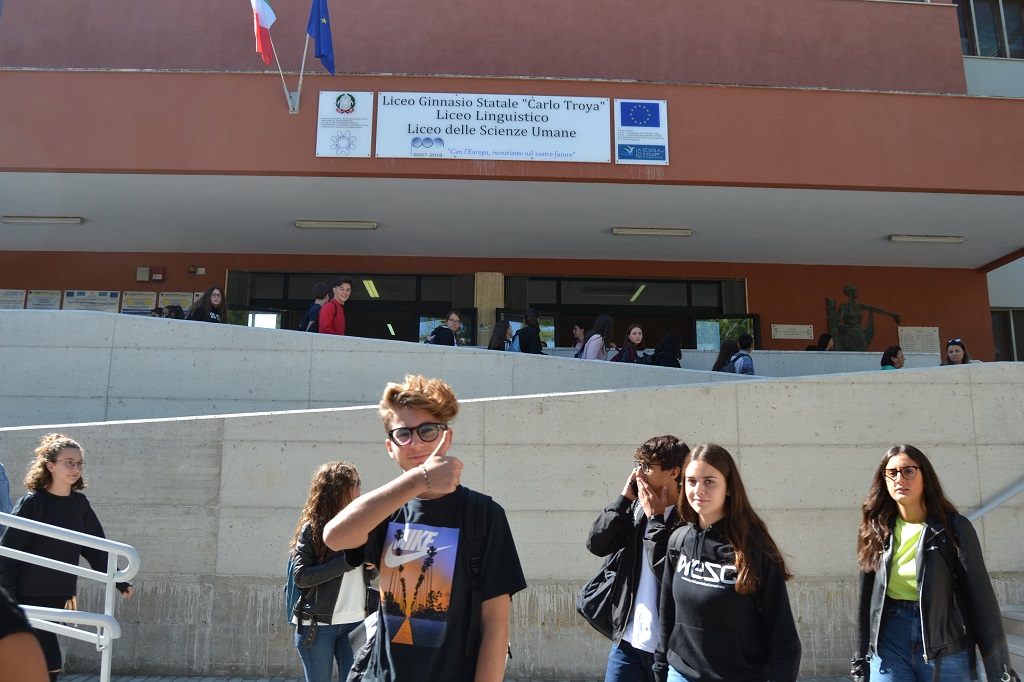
top-left (2, 374), bottom-right (1017, 682)
top-left (588, 438), bottom-right (1018, 682)
top-left (146, 285), bottom-right (229, 324)
top-left (567, 315), bottom-right (687, 367)
top-left (880, 337), bottom-right (975, 370)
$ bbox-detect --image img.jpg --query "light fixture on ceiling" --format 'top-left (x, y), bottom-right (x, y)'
top-left (294, 220), bottom-right (378, 230)
top-left (887, 234), bottom-right (965, 244)
top-left (386, 323), bottom-right (396, 336)
top-left (629, 284), bottom-right (646, 302)
top-left (1, 216), bottom-right (85, 225)
top-left (363, 279), bottom-right (380, 298)
top-left (611, 227), bottom-right (692, 237)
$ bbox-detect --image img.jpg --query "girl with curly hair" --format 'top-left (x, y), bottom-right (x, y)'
top-left (0, 433), bottom-right (132, 682)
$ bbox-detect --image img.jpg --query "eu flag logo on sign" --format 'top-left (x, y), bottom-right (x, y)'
top-left (620, 101), bottom-right (660, 128)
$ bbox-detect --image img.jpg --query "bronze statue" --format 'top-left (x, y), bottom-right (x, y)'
top-left (825, 285), bottom-right (901, 352)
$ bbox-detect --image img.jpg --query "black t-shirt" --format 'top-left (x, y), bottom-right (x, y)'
top-left (360, 486), bottom-right (526, 681)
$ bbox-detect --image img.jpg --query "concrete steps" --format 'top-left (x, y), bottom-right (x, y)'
top-left (1005, 606), bottom-right (1024, 674)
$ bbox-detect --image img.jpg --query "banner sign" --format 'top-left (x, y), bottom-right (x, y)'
top-left (0, 290), bottom-right (26, 309)
top-left (122, 291), bottom-right (157, 315)
top-left (26, 290), bottom-right (62, 310)
top-left (375, 92), bottom-right (611, 163)
top-left (158, 292), bottom-right (195, 309)
top-left (614, 99), bottom-right (669, 165)
top-left (62, 290), bottom-right (120, 312)
top-left (316, 91), bottom-right (374, 157)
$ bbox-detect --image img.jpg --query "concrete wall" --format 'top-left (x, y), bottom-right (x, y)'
top-left (1, 363), bottom-right (1021, 678)
top-left (0, 310), bottom-right (744, 428)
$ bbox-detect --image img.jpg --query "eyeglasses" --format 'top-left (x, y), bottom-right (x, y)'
top-left (387, 422), bottom-right (448, 446)
top-left (57, 460), bottom-right (85, 470)
top-left (634, 461), bottom-right (657, 475)
top-left (882, 465), bottom-right (919, 481)
top-left (947, 338), bottom-right (962, 344)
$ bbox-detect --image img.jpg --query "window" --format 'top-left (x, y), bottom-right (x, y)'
top-left (958, 0), bottom-right (1024, 58)
top-left (991, 309), bottom-right (1024, 360)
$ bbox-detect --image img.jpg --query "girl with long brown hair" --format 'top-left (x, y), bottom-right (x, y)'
top-left (289, 461), bottom-right (375, 682)
top-left (852, 445), bottom-right (1016, 682)
top-left (653, 443), bottom-right (800, 682)
top-left (0, 433), bottom-right (133, 682)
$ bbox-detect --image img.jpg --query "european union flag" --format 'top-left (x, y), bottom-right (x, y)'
top-left (620, 101), bottom-right (660, 128)
top-left (307, 0), bottom-right (335, 75)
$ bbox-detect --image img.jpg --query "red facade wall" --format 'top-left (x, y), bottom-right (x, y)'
top-left (0, 251), bottom-right (994, 359)
top-left (1, 71), bottom-right (1021, 193)
top-left (0, 0), bottom-right (966, 94)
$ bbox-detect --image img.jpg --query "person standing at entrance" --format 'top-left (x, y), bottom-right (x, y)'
top-left (587, 436), bottom-right (688, 682)
top-left (0, 434), bottom-right (133, 682)
top-left (426, 310), bottom-right (462, 346)
top-left (319, 276), bottom-right (353, 336)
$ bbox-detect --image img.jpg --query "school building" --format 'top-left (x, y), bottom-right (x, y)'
top-left (2, 0), bottom-right (1024, 357)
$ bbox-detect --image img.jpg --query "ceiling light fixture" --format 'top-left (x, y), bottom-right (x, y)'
top-left (629, 285), bottom-right (646, 302)
top-left (363, 279), bottom-right (380, 298)
top-left (386, 323), bottom-right (396, 336)
top-left (1, 216), bottom-right (85, 225)
top-left (294, 220), bottom-right (378, 230)
top-left (887, 234), bottom-right (965, 244)
top-left (611, 227), bottom-right (692, 237)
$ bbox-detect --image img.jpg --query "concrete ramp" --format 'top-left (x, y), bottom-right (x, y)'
top-left (1, 362), bottom-right (1021, 678)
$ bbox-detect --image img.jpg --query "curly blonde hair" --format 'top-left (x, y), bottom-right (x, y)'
top-left (378, 375), bottom-right (459, 429)
top-left (25, 433), bottom-right (86, 492)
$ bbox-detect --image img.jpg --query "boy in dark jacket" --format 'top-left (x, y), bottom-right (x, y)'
top-left (586, 436), bottom-right (689, 682)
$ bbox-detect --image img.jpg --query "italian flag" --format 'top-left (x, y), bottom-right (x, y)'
top-left (251, 0), bottom-right (277, 65)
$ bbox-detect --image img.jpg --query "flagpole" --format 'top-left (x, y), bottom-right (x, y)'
top-left (293, 34), bottom-right (310, 115)
top-left (268, 34), bottom-right (298, 114)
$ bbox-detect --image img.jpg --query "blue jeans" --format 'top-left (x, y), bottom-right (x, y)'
top-left (605, 638), bottom-right (656, 682)
top-left (666, 668), bottom-right (692, 682)
top-left (294, 620), bottom-right (361, 682)
top-left (869, 599), bottom-right (971, 682)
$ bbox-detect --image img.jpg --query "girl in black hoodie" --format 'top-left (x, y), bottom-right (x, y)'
top-left (653, 444), bottom-right (801, 682)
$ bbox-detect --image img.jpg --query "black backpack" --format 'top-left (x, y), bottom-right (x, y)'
top-left (610, 347), bottom-right (636, 363)
top-left (720, 352), bottom-right (744, 373)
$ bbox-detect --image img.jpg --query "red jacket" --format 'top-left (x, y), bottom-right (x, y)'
top-left (318, 299), bottom-right (346, 335)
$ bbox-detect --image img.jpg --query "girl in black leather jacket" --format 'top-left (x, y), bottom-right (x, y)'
top-left (290, 462), bottom-right (376, 682)
top-left (854, 445), bottom-right (1017, 682)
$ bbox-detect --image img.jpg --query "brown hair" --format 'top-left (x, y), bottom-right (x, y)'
top-left (635, 435), bottom-right (689, 484)
top-left (290, 461), bottom-right (360, 563)
top-left (25, 433), bottom-right (86, 492)
top-left (677, 443), bottom-right (792, 593)
top-left (379, 375), bottom-right (459, 429)
top-left (856, 445), bottom-right (958, 572)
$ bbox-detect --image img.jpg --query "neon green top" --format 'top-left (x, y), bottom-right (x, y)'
top-left (886, 517), bottom-right (924, 601)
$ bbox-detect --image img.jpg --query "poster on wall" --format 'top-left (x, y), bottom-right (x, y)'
top-left (898, 326), bottom-right (940, 354)
top-left (26, 290), bottom-right (63, 310)
top-left (62, 290), bottom-right (120, 312)
top-left (614, 99), bottom-right (669, 165)
top-left (159, 292), bottom-right (194, 309)
top-left (375, 92), bottom-right (611, 163)
top-left (315, 91), bottom-right (374, 157)
top-left (0, 290), bottom-right (26, 309)
top-left (122, 291), bottom-right (157, 315)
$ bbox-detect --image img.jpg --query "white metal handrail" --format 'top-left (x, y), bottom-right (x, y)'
top-left (0, 511), bottom-right (140, 682)
top-left (968, 476), bottom-right (1024, 523)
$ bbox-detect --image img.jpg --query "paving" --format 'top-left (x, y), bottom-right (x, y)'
top-left (61, 671), bottom-right (847, 675)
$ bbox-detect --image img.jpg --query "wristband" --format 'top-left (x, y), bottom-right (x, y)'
top-left (420, 465), bottom-right (431, 493)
